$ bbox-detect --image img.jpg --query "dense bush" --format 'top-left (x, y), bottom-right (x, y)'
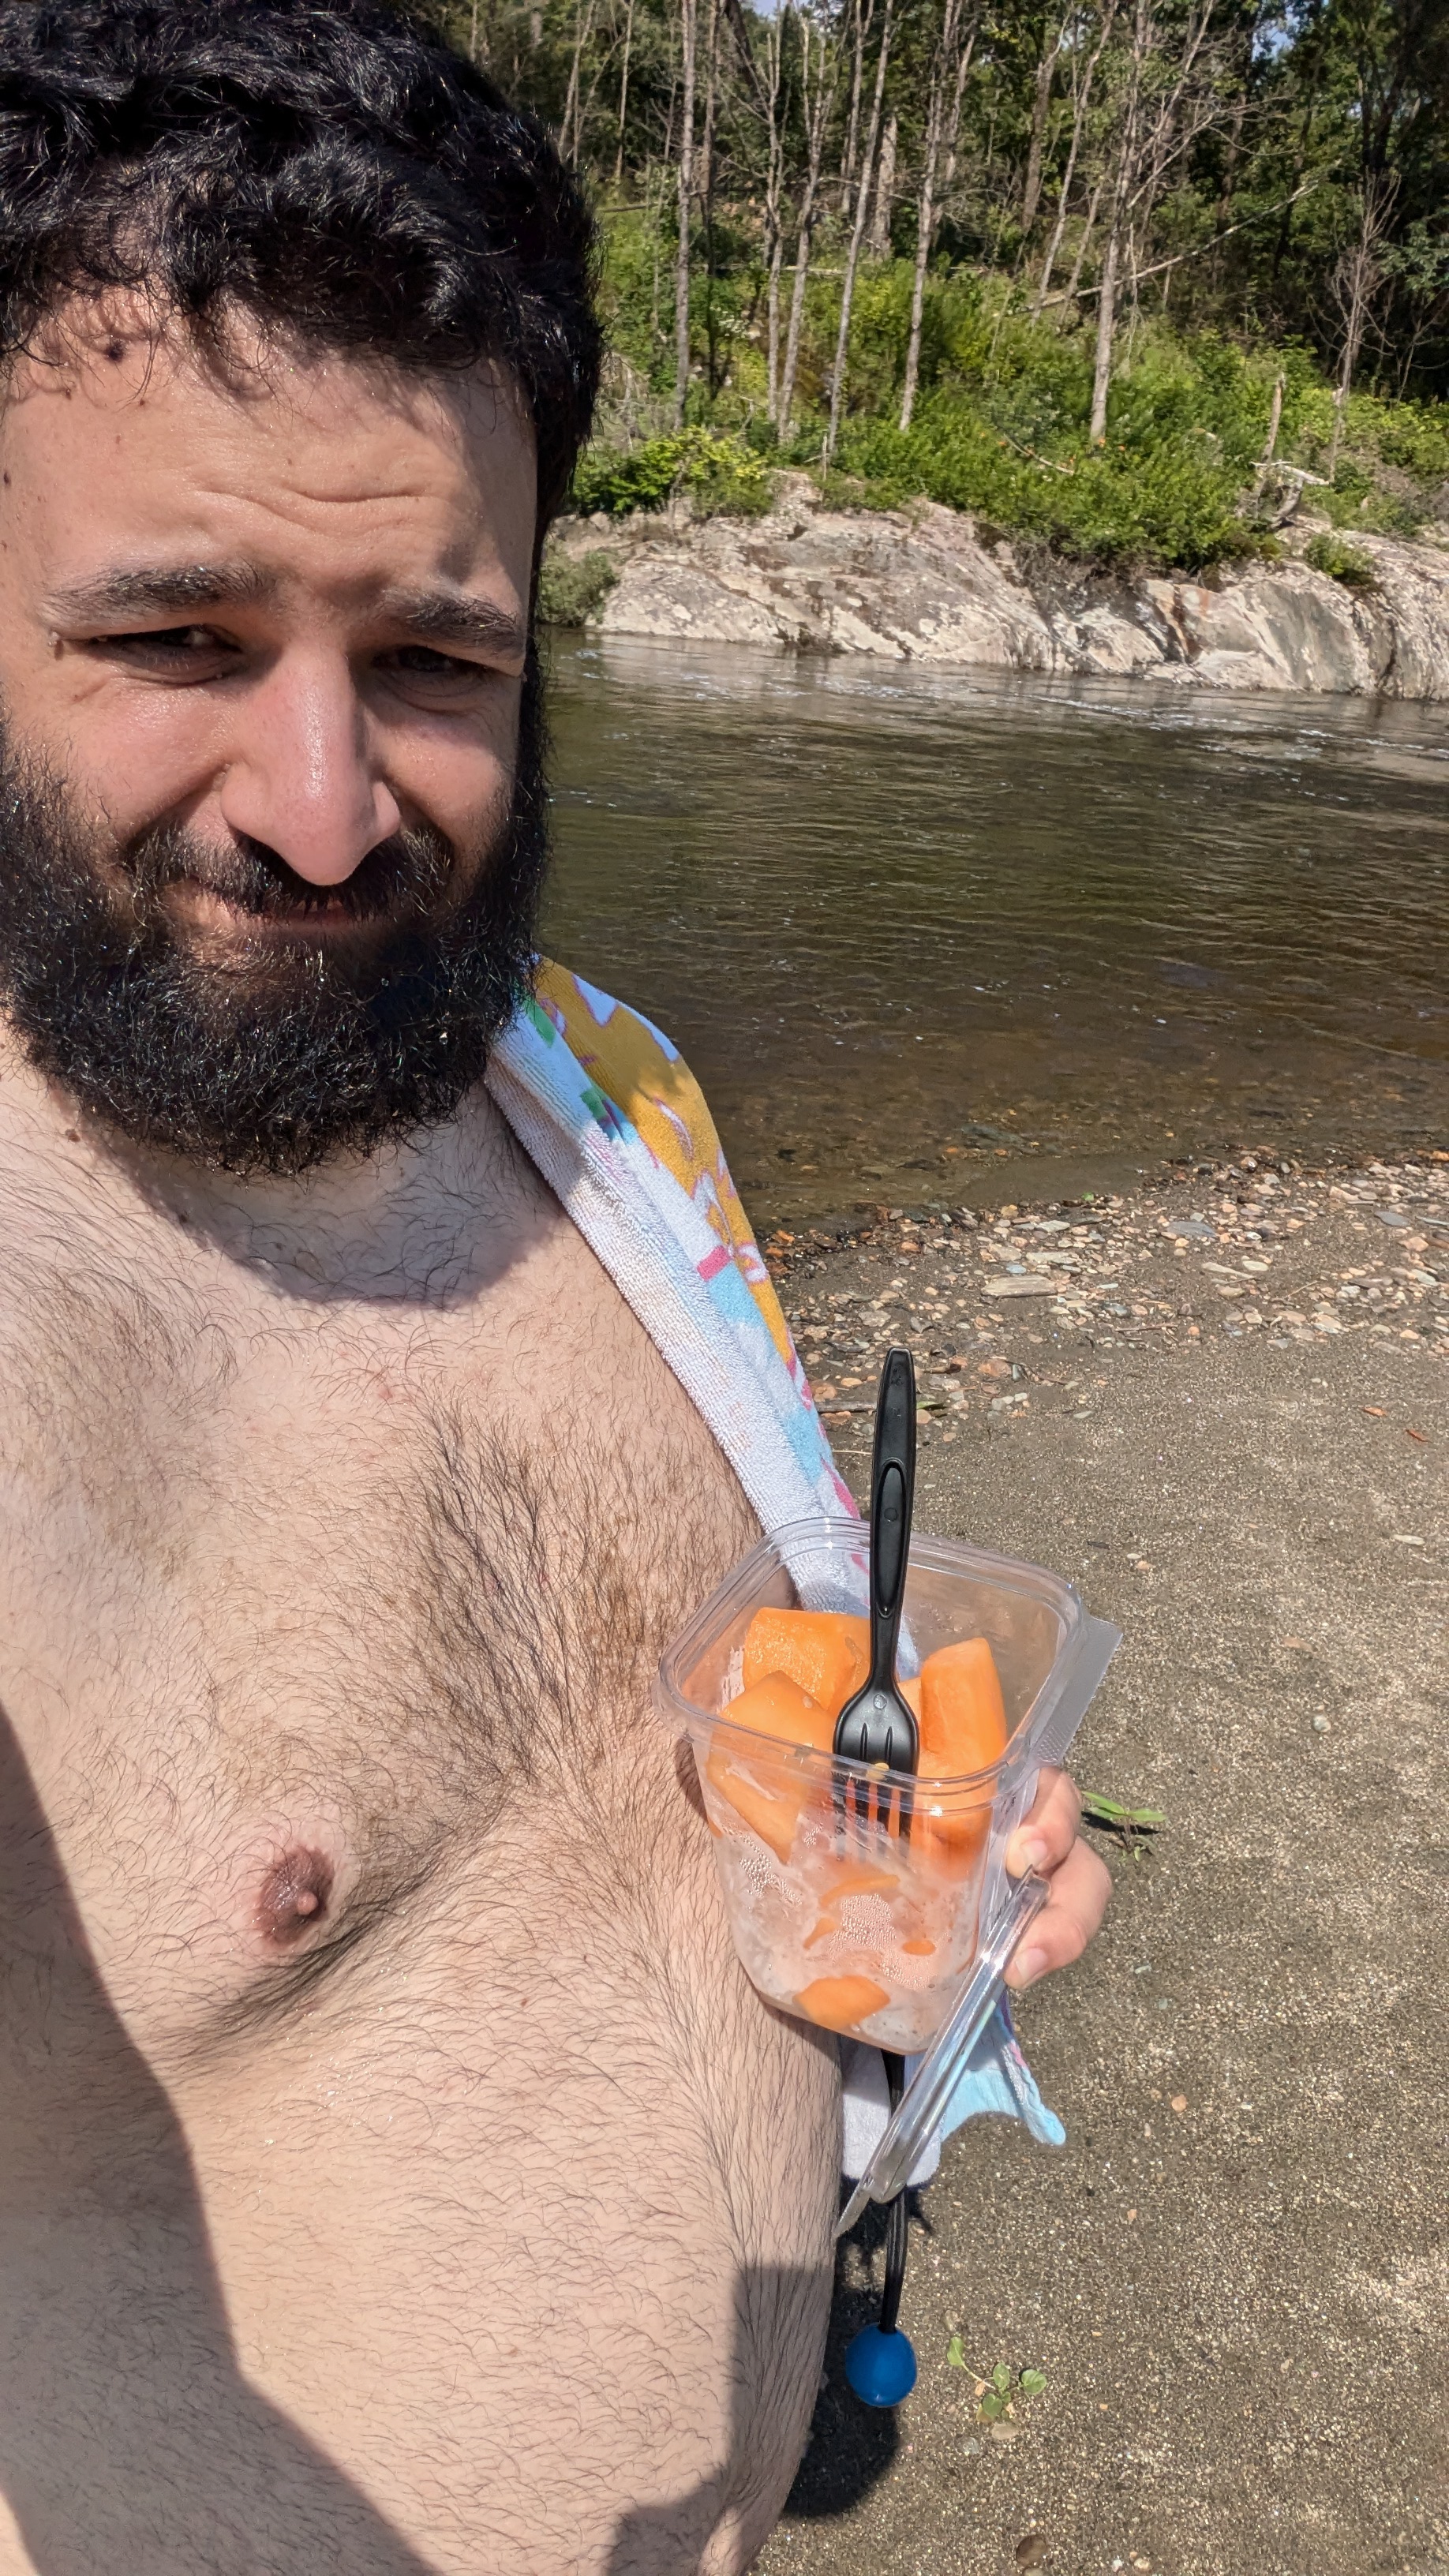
top-left (537, 549), bottom-right (620, 626)
top-left (1303, 530), bottom-right (1378, 588)
top-left (572, 426), bottom-right (773, 519)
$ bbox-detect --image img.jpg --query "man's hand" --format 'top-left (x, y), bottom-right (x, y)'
top-left (1002, 1767), bottom-right (1110, 1991)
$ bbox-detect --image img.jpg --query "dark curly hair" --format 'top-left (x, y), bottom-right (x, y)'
top-left (0, 0), bottom-right (600, 528)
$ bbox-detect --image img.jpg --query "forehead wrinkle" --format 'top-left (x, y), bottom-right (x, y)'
top-left (42, 561), bottom-right (279, 622)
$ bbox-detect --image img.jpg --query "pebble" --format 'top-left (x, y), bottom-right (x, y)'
top-left (768, 1158), bottom-right (1448, 1405)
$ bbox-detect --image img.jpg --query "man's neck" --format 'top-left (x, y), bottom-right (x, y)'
top-left (0, 1022), bottom-right (547, 1309)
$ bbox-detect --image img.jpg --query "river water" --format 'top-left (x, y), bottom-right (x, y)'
top-left (541, 635), bottom-right (1448, 1228)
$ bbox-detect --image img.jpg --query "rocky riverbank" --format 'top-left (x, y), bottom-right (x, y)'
top-left (756, 1154), bottom-right (1447, 2576)
top-left (546, 480), bottom-right (1449, 697)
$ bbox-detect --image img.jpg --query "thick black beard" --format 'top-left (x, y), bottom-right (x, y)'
top-left (0, 664), bottom-right (550, 1176)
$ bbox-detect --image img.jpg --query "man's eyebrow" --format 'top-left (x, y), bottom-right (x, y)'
top-left (43, 563), bottom-right (277, 622)
top-left (42, 564), bottom-right (527, 658)
top-left (379, 588), bottom-right (528, 660)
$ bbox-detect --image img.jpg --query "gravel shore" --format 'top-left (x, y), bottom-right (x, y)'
top-left (754, 1153), bottom-right (1447, 2576)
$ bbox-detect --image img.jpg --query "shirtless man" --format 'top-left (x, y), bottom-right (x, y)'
top-left (0, 5), bottom-right (1110, 2568)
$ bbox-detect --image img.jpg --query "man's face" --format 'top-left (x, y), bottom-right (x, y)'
top-left (0, 314), bottom-right (545, 1172)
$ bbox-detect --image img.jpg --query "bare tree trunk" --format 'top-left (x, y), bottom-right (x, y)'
top-left (869, 110), bottom-right (898, 255)
top-left (612, 0), bottom-right (635, 185)
top-left (562, 0), bottom-right (599, 163)
top-left (1088, 0), bottom-right (1148, 440)
top-left (673, 0), bottom-right (698, 427)
top-left (780, 15), bottom-right (835, 433)
top-left (1088, 212), bottom-right (1121, 436)
top-left (763, 6), bottom-right (788, 420)
top-left (1327, 178), bottom-right (1394, 476)
top-left (469, 0), bottom-right (483, 65)
top-left (649, 157), bottom-right (666, 345)
top-left (698, 0), bottom-right (720, 205)
top-left (700, 0), bottom-right (722, 393)
top-left (1060, 167), bottom-right (1103, 307)
top-left (826, 0), bottom-right (896, 462)
top-left (900, 0), bottom-right (975, 429)
top-left (1032, 0), bottom-right (1116, 313)
top-left (838, 0), bottom-right (874, 213)
top-left (1021, 17), bottom-right (1058, 234)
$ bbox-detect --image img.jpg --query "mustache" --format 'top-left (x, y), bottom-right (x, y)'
top-left (124, 820), bottom-right (459, 928)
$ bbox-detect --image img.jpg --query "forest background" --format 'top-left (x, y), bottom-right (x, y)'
top-left (437, 0), bottom-right (1449, 578)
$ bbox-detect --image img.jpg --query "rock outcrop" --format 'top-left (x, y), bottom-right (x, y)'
top-left (547, 479), bottom-right (1449, 698)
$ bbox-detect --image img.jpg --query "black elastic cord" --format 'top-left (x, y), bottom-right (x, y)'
top-left (878, 2050), bottom-right (908, 2336)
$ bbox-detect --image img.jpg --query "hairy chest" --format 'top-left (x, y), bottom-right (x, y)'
top-left (0, 1218), bottom-right (758, 2065)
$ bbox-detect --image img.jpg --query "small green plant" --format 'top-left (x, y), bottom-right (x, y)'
top-left (1079, 1789), bottom-right (1166, 1857)
top-left (1302, 530), bottom-right (1378, 590)
top-left (947, 2341), bottom-right (1048, 2423)
top-left (537, 548), bottom-right (620, 628)
top-left (573, 427), bottom-right (773, 521)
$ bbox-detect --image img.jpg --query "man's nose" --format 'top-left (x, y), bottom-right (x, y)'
top-left (215, 658), bottom-right (402, 885)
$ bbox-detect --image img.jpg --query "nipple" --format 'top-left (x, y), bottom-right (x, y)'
top-left (256, 1849), bottom-right (335, 1946)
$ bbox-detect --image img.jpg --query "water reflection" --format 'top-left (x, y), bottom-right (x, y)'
top-left (541, 637), bottom-right (1448, 1225)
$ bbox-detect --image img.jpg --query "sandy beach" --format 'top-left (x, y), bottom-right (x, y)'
top-left (755, 1153), bottom-right (1447, 2576)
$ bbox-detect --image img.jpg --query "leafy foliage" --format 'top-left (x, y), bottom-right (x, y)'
top-left (1303, 530), bottom-right (1378, 587)
top-left (444, 0), bottom-right (1449, 569)
top-left (537, 549), bottom-right (620, 625)
top-left (573, 426), bottom-right (773, 519)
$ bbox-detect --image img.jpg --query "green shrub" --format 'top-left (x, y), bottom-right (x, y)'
top-left (833, 393), bottom-right (1274, 573)
top-left (537, 549), bottom-right (620, 627)
top-left (1302, 530), bottom-right (1377, 589)
top-left (573, 427), bottom-right (773, 519)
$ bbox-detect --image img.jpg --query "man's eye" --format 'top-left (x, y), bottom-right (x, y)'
top-left (384, 646), bottom-right (486, 682)
top-left (100, 625), bottom-right (235, 662)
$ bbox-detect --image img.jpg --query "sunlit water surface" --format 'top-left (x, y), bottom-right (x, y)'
top-left (541, 635), bottom-right (1448, 1226)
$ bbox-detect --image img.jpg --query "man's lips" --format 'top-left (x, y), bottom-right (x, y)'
top-left (160, 880), bottom-right (399, 940)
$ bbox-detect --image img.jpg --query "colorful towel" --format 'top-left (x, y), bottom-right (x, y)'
top-left (486, 959), bottom-right (1064, 2159)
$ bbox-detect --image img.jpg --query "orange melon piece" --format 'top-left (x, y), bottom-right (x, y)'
top-left (919, 1636), bottom-right (1009, 1774)
top-left (800, 1858), bottom-right (902, 1947)
top-left (795, 1974), bottom-right (891, 2034)
top-left (706, 1671), bottom-right (834, 1863)
top-left (913, 1636), bottom-right (1008, 1866)
top-left (741, 1608), bottom-right (870, 1719)
top-left (822, 1863), bottom-right (899, 1902)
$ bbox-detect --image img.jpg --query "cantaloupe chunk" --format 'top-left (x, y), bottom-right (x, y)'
top-left (741, 1608), bottom-right (870, 1719)
top-left (823, 1863), bottom-right (900, 1902)
top-left (800, 1859), bottom-right (901, 1947)
top-left (706, 1671), bottom-right (834, 1863)
top-left (919, 1635), bottom-right (1009, 1775)
top-left (912, 1635), bottom-right (1007, 1865)
top-left (795, 1974), bottom-right (890, 2034)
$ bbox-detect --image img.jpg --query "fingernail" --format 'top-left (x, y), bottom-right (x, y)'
top-left (1017, 1837), bottom-right (1050, 1874)
top-left (1011, 1946), bottom-right (1049, 1989)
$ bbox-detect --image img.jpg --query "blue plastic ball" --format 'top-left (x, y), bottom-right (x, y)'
top-left (844, 2323), bottom-right (918, 2408)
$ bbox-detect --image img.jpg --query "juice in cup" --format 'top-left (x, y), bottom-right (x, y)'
top-left (655, 1515), bottom-right (1119, 2054)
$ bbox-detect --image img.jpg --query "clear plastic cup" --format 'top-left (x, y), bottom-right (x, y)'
top-left (655, 1515), bottom-right (1119, 2054)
